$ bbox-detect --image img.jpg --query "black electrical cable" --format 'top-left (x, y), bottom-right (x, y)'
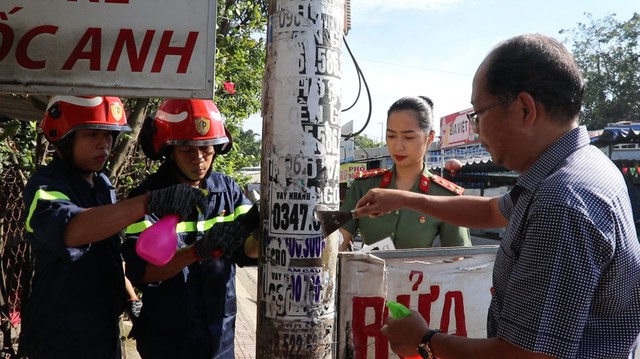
top-left (353, 140), bottom-right (370, 158)
top-left (341, 35), bottom-right (373, 141)
top-left (341, 52), bottom-right (362, 112)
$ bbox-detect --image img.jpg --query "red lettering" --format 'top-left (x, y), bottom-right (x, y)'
top-left (0, 24), bottom-right (14, 61)
top-left (417, 285), bottom-right (440, 326)
top-left (151, 31), bottom-right (198, 73)
top-left (350, 291), bottom-right (470, 358)
top-left (439, 291), bottom-right (467, 337)
top-left (16, 25), bottom-right (58, 69)
top-left (409, 270), bottom-right (423, 291)
top-left (62, 28), bottom-right (102, 70)
top-left (352, 296), bottom-right (388, 359)
top-left (107, 29), bottom-right (155, 72)
top-left (0, 7), bottom-right (23, 21)
top-left (394, 294), bottom-right (412, 310)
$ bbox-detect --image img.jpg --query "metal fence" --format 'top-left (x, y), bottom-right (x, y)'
top-left (0, 164), bottom-right (31, 358)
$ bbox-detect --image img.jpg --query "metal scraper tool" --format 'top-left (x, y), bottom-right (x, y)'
top-left (314, 205), bottom-right (357, 237)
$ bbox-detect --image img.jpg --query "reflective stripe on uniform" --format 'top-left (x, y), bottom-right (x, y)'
top-left (26, 189), bottom-right (70, 233)
top-left (179, 203), bottom-right (252, 232)
top-left (125, 203), bottom-right (253, 235)
top-left (234, 204), bottom-right (252, 217)
top-left (125, 220), bottom-right (154, 235)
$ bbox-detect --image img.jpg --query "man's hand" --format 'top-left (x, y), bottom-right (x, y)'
top-left (355, 188), bottom-right (406, 218)
top-left (193, 221), bottom-right (250, 260)
top-left (381, 309), bottom-right (430, 358)
top-left (147, 184), bottom-right (208, 219)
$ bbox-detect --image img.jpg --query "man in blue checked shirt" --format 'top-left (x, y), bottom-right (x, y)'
top-left (354, 34), bottom-right (640, 359)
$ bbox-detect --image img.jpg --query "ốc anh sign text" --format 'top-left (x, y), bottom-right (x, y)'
top-left (0, 0), bottom-right (216, 98)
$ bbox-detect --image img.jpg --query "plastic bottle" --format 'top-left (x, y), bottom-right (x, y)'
top-left (136, 214), bottom-right (179, 266)
top-left (386, 301), bottom-right (412, 319)
top-left (386, 301), bottom-right (421, 359)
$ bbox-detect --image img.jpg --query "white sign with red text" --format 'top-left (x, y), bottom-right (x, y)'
top-left (439, 108), bottom-right (480, 149)
top-left (337, 246), bottom-right (498, 359)
top-left (0, 0), bottom-right (216, 98)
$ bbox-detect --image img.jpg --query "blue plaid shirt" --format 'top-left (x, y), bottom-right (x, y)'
top-left (492, 126), bottom-right (640, 358)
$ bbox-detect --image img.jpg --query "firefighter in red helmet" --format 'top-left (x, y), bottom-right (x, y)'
top-left (39, 95), bottom-right (131, 172)
top-left (122, 98), bottom-right (260, 359)
top-left (142, 98), bottom-right (232, 160)
top-left (41, 96), bottom-right (131, 142)
top-left (22, 96), bottom-right (208, 358)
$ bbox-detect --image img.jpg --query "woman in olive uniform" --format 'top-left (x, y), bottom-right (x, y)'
top-left (339, 96), bottom-right (471, 250)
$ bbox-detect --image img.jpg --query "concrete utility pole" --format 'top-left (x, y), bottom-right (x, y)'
top-left (257, 0), bottom-right (345, 358)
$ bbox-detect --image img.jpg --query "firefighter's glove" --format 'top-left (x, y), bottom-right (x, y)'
top-left (193, 221), bottom-right (250, 260)
top-left (237, 204), bottom-right (261, 241)
top-left (147, 184), bottom-right (208, 220)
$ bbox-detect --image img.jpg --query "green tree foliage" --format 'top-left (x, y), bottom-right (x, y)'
top-left (211, 0), bottom-right (268, 183)
top-left (354, 134), bottom-right (383, 149)
top-left (213, 126), bottom-right (262, 185)
top-left (232, 129), bottom-right (262, 168)
top-left (561, 12), bottom-right (640, 129)
top-left (0, 95), bottom-right (48, 183)
top-left (0, 120), bottom-right (38, 183)
top-left (214, 0), bottom-right (268, 123)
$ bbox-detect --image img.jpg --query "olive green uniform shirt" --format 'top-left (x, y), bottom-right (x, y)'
top-left (340, 165), bottom-right (471, 249)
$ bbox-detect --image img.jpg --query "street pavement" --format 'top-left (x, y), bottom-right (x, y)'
top-left (235, 265), bottom-right (259, 359)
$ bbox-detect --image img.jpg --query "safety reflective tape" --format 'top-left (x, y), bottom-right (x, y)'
top-left (180, 204), bottom-right (252, 232)
top-left (125, 204), bottom-right (252, 235)
top-left (235, 204), bottom-right (252, 216)
top-left (25, 189), bottom-right (70, 233)
top-left (125, 220), bottom-right (154, 234)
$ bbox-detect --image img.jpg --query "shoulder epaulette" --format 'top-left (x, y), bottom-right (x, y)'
top-left (430, 174), bottom-right (465, 195)
top-left (353, 168), bottom-right (389, 180)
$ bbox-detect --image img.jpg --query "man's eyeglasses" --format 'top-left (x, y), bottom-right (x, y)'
top-left (466, 98), bottom-right (512, 132)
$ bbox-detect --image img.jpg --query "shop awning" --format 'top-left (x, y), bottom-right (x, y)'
top-left (590, 123), bottom-right (640, 147)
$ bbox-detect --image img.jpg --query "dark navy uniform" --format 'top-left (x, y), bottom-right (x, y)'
top-left (22, 157), bottom-right (125, 359)
top-left (340, 164), bottom-right (471, 248)
top-left (122, 162), bottom-right (255, 359)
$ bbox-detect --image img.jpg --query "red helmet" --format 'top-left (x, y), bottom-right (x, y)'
top-left (41, 96), bottom-right (131, 143)
top-left (141, 99), bottom-right (232, 160)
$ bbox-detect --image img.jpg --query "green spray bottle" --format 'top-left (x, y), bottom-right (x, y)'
top-left (386, 301), bottom-right (412, 319)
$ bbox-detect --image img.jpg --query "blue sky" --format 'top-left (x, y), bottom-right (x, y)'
top-left (242, 0), bottom-right (637, 141)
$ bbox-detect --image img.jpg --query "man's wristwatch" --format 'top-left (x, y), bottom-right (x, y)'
top-left (417, 329), bottom-right (441, 359)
